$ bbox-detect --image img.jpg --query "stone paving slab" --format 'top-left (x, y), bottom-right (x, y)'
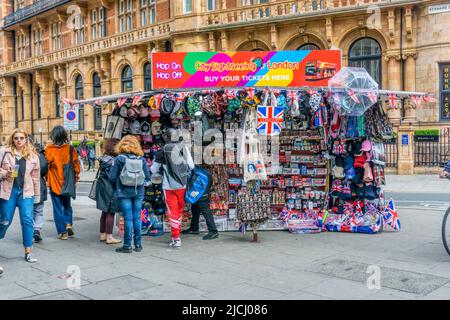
top-left (202, 283), bottom-right (284, 300)
top-left (22, 290), bottom-right (90, 300)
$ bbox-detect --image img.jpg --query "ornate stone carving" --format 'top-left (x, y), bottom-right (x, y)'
top-left (388, 9), bottom-right (395, 43)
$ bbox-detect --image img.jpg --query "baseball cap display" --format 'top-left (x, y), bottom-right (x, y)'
top-left (140, 121), bottom-right (151, 134)
top-left (151, 121), bottom-right (162, 135)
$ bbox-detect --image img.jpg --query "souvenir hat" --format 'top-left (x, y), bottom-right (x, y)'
top-left (141, 133), bottom-right (153, 143)
top-left (151, 121), bottom-right (162, 135)
top-left (129, 120), bottom-right (141, 134)
top-left (140, 121), bottom-right (151, 134)
top-left (119, 105), bottom-right (129, 118)
top-left (160, 96), bottom-right (175, 115)
top-left (361, 139), bottom-right (372, 152)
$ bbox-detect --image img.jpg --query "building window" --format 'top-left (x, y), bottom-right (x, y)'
top-left (74, 15), bottom-right (86, 46)
top-left (348, 37), bottom-right (382, 86)
top-left (92, 9), bottom-right (97, 40)
top-left (184, 0), bottom-right (192, 13)
top-left (79, 106), bottom-right (85, 131)
top-left (297, 43), bottom-right (320, 50)
top-left (207, 0), bottom-right (215, 11)
top-left (52, 22), bottom-right (62, 50)
top-left (164, 41), bottom-right (172, 52)
top-left (17, 34), bottom-right (27, 60)
top-left (144, 62), bottom-right (152, 91)
top-left (94, 107), bottom-right (102, 130)
top-left (119, 0), bottom-right (132, 32)
top-left (121, 65), bottom-right (133, 93)
top-left (440, 63), bottom-right (450, 120)
top-left (126, 0), bottom-right (133, 30)
top-left (93, 72), bottom-right (101, 97)
top-left (141, 0), bottom-right (156, 26)
top-left (36, 87), bottom-right (42, 119)
top-left (75, 74), bottom-right (84, 100)
top-left (33, 29), bottom-right (43, 56)
top-left (55, 84), bottom-right (61, 118)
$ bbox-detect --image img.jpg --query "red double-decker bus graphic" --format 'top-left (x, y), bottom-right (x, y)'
top-left (305, 60), bottom-right (337, 81)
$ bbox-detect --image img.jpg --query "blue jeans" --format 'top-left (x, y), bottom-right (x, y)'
top-left (0, 187), bottom-right (34, 248)
top-left (119, 196), bottom-right (143, 248)
top-left (50, 191), bottom-right (73, 235)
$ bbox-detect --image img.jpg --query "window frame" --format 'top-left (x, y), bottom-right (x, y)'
top-left (348, 37), bottom-right (382, 87)
top-left (36, 87), bottom-right (42, 119)
top-left (74, 74), bottom-right (84, 100)
top-left (207, 0), bottom-right (215, 11)
top-left (121, 65), bottom-right (133, 93)
top-left (184, 0), bottom-right (193, 14)
top-left (144, 62), bottom-right (152, 91)
top-left (55, 84), bottom-right (61, 118)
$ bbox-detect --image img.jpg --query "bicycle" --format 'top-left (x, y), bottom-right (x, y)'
top-left (443, 206), bottom-right (450, 256)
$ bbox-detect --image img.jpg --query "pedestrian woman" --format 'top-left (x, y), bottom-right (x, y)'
top-left (45, 126), bottom-right (80, 240)
top-left (109, 135), bottom-right (150, 253)
top-left (95, 139), bottom-right (121, 244)
top-left (33, 143), bottom-right (48, 243)
top-left (87, 145), bottom-right (96, 172)
top-left (0, 129), bottom-right (40, 263)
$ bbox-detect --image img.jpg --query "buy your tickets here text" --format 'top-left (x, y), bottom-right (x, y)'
top-left (154, 60), bottom-right (299, 81)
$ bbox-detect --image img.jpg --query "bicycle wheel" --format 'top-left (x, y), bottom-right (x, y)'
top-left (442, 206), bottom-right (450, 256)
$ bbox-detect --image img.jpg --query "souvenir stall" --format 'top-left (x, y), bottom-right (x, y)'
top-left (67, 51), bottom-right (432, 239)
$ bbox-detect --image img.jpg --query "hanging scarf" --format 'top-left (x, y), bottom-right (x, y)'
top-left (357, 114), bottom-right (365, 137)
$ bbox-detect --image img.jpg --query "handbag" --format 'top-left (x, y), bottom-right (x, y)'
top-left (88, 169), bottom-right (100, 201)
top-left (236, 191), bottom-right (270, 224)
top-left (60, 146), bottom-right (77, 199)
top-left (104, 107), bottom-right (124, 140)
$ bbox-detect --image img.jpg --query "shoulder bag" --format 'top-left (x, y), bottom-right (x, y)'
top-left (60, 146), bottom-right (77, 199)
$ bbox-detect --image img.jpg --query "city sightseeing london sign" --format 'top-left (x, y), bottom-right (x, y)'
top-left (151, 51), bottom-right (341, 89)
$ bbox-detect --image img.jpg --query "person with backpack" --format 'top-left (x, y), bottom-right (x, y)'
top-left (87, 145), bottom-right (96, 172)
top-left (95, 138), bottom-right (121, 245)
top-left (183, 165), bottom-right (218, 240)
top-left (108, 135), bottom-right (150, 253)
top-left (0, 129), bottom-right (41, 263)
top-left (33, 143), bottom-right (48, 243)
top-left (45, 126), bottom-right (80, 240)
top-left (150, 128), bottom-right (194, 248)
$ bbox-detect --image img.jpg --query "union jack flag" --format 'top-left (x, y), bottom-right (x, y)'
top-left (388, 94), bottom-right (398, 109)
top-left (175, 92), bottom-right (187, 102)
top-left (307, 89), bottom-right (317, 96)
top-left (368, 91), bottom-right (378, 104)
top-left (383, 199), bottom-right (401, 231)
top-left (422, 95), bottom-right (436, 103)
top-left (225, 90), bottom-right (236, 99)
top-left (257, 105), bottom-right (284, 136)
top-left (347, 89), bottom-right (360, 103)
top-left (246, 87), bottom-right (255, 99)
top-left (411, 95), bottom-right (421, 108)
top-left (132, 95), bottom-right (142, 106)
top-left (117, 97), bottom-right (127, 107)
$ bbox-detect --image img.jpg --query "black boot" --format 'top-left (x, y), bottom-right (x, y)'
top-left (203, 232), bottom-right (219, 240)
top-left (33, 230), bottom-right (42, 243)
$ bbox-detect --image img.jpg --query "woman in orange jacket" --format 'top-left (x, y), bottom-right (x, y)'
top-left (45, 126), bottom-right (80, 240)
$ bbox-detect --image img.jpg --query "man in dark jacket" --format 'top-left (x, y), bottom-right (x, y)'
top-left (182, 165), bottom-right (218, 240)
top-left (33, 143), bottom-right (48, 242)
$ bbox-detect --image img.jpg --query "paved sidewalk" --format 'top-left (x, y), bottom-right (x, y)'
top-left (79, 170), bottom-right (97, 183)
top-left (384, 175), bottom-right (450, 194)
top-left (0, 194), bottom-right (449, 300)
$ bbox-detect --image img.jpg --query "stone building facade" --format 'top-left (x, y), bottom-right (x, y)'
top-left (1, 0), bottom-right (450, 173)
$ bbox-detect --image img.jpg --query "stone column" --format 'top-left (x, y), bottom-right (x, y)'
top-left (403, 52), bottom-right (418, 123)
top-left (208, 32), bottom-right (215, 52)
top-left (385, 54), bottom-right (402, 125)
top-left (221, 31), bottom-right (228, 51)
top-left (0, 77), bottom-right (17, 142)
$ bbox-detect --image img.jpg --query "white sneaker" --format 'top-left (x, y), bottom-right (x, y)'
top-left (25, 253), bottom-right (37, 263)
top-left (0, 266), bottom-right (3, 275)
top-left (169, 239), bottom-right (181, 248)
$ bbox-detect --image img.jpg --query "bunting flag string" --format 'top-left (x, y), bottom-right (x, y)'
top-left (117, 97), bottom-right (127, 107)
top-left (368, 91), bottom-right (378, 104)
top-left (388, 93), bottom-right (398, 110)
top-left (410, 95), bottom-right (421, 109)
top-left (94, 99), bottom-right (103, 106)
top-left (132, 95), bottom-right (142, 106)
top-left (423, 95), bottom-right (436, 104)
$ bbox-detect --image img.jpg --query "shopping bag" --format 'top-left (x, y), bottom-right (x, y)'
top-left (104, 109), bottom-right (124, 140)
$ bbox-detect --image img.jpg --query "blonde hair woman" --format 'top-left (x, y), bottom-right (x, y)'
top-left (0, 129), bottom-right (40, 263)
top-left (108, 135), bottom-right (150, 253)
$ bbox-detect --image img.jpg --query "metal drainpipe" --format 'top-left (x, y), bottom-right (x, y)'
top-left (29, 73), bottom-right (34, 138)
top-left (400, 7), bottom-right (405, 121)
top-left (13, 77), bottom-right (18, 129)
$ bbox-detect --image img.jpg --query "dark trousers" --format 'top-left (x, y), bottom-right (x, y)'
top-left (190, 196), bottom-right (217, 233)
top-left (100, 211), bottom-right (115, 234)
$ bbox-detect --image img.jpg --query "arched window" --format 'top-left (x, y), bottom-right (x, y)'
top-left (297, 43), bottom-right (320, 51)
top-left (121, 65), bottom-right (133, 93)
top-left (20, 91), bottom-right (24, 120)
top-left (74, 74), bottom-right (84, 130)
top-left (93, 72), bottom-right (101, 97)
top-left (55, 84), bottom-right (61, 118)
top-left (93, 72), bottom-right (102, 130)
top-left (144, 62), bottom-right (152, 91)
top-left (74, 74), bottom-right (84, 99)
top-left (348, 38), bottom-right (382, 85)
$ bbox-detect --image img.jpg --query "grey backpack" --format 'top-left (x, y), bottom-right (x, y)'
top-left (120, 155), bottom-right (146, 187)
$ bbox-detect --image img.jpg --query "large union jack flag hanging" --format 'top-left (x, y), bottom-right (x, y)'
top-left (257, 105), bottom-right (284, 136)
top-left (383, 199), bottom-right (401, 231)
